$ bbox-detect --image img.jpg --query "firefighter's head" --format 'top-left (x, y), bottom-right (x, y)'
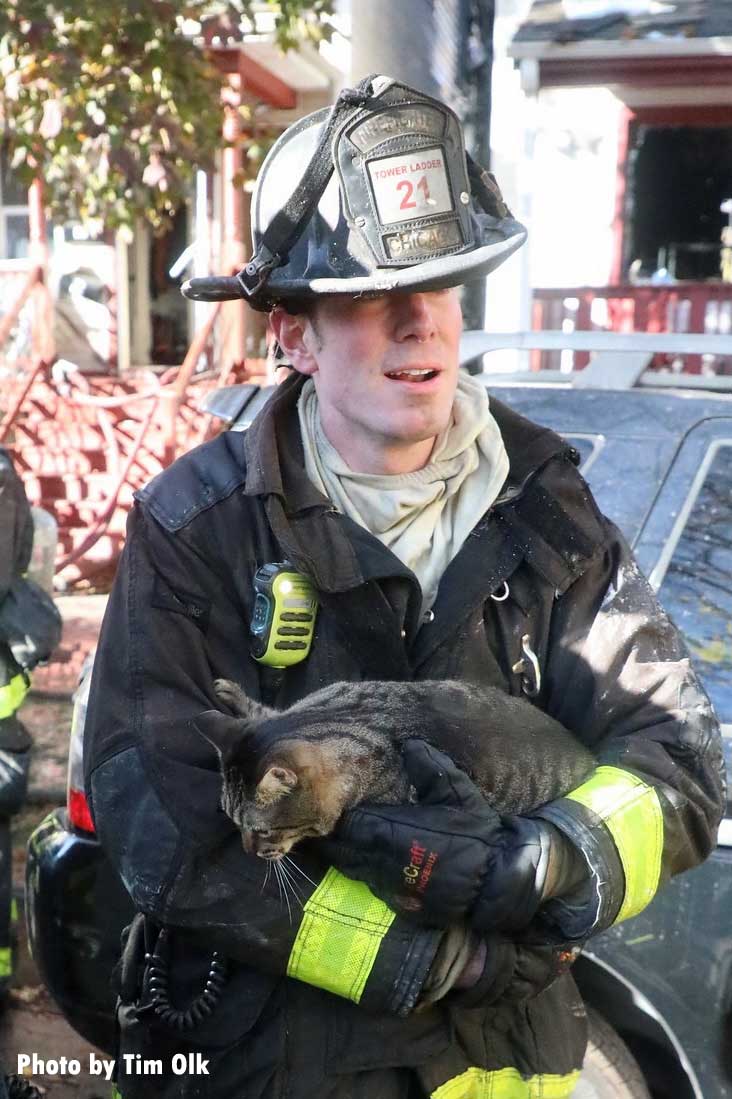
top-left (183, 76), bottom-right (526, 472)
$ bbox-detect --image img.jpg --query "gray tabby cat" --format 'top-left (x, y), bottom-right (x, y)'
top-left (194, 677), bottom-right (594, 862)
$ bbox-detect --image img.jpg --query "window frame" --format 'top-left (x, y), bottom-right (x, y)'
top-left (638, 432), bottom-right (732, 729)
top-left (648, 436), bottom-right (732, 591)
top-left (0, 204), bottom-right (31, 260)
top-left (0, 139), bottom-right (30, 259)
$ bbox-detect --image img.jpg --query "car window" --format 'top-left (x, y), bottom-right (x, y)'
top-left (657, 441), bottom-right (732, 723)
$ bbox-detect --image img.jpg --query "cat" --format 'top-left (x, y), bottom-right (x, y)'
top-left (193, 677), bottom-right (595, 862)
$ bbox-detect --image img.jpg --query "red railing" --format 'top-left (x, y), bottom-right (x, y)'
top-left (0, 261), bottom-right (54, 444)
top-left (531, 282), bottom-right (732, 373)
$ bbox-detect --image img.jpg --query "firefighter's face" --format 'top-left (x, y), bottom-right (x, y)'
top-left (272, 289), bottom-right (463, 475)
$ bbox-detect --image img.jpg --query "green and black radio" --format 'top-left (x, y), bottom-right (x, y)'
top-left (249, 562), bottom-right (318, 668)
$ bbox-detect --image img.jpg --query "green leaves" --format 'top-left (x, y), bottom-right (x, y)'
top-left (0, 0), bottom-right (334, 236)
top-left (269, 0), bottom-right (335, 51)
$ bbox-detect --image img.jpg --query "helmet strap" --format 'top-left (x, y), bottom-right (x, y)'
top-left (238, 74), bottom-right (380, 301)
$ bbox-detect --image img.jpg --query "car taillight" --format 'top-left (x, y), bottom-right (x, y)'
top-left (66, 653), bottom-right (96, 836)
top-left (68, 786), bottom-right (96, 834)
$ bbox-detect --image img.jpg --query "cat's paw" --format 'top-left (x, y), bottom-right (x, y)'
top-left (213, 678), bottom-right (246, 713)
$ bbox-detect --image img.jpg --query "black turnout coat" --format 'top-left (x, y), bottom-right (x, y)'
top-left (84, 374), bottom-right (724, 1099)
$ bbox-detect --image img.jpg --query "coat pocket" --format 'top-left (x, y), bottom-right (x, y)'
top-left (116, 949), bottom-right (280, 1099)
top-left (325, 999), bottom-right (452, 1073)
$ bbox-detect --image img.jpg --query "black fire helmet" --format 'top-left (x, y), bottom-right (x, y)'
top-left (182, 74), bottom-right (527, 312)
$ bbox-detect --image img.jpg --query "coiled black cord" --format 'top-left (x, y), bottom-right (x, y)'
top-left (6, 1077), bottom-right (43, 1099)
top-left (145, 927), bottom-right (228, 1032)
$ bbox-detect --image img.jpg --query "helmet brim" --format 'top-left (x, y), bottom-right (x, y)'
top-left (182, 221), bottom-right (526, 306)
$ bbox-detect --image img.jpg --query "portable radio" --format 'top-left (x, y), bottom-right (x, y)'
top-left (249, 563), bottom-right (318, 668)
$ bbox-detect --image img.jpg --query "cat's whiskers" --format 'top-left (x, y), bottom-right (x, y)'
top-left (282, 864), bottom-right (306, 902)
top-left (272, 859), bottom-right (294, 923)
top-left (273, 859), bottom-right (286, 914)
top-left (277, 858), bottom-right (306, 909)
top-left (261, 859), bottom-right (272, 894)
top-left (283, 855), bottom-right (317, 889)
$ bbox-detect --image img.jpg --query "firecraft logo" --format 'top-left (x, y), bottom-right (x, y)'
top-left (399, 839), bottom-right (439, 911)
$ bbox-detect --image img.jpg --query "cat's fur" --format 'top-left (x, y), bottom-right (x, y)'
top-left (194, 677), bottom-right (594, 861)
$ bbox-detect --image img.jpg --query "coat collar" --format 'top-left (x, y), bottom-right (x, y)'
top-left (240, 373), bottom-right (582, 596)
top-left (243, 372), bottom-right (326, 513)
top-left (488, 395), bottom-right (572, 502)
top-left (242, 375), bottom-right (571, 511)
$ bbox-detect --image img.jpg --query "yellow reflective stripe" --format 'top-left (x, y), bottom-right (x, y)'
top-left (0, 947), bottom-right (12, 978)
top-left (287, 867), bottom-right (395, 1003)
top-left (432, 1067), bottom-right (581, 1098)
top-left (10, 898), bottom-right (17, 924)
top-left (566, 764), bottom-right (663, 922)
top-left (0, 673), bottom-right (28, 719)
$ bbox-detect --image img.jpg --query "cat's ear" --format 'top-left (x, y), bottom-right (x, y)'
top-left (193, 710), bottom-right (247, 763)
top-left (256, 766), bottom-right (298, 806)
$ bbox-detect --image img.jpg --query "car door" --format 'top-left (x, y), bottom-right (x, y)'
top-left (587, 415), bottom-right (732, 1099)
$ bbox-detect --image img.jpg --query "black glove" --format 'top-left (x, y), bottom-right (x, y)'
top-left (321, 739), bottom-right (584, 933)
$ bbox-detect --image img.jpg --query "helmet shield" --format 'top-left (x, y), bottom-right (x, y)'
top-left (182, 76), bottom-right (526, 309)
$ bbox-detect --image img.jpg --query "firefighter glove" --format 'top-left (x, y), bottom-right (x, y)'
top-left (321, 738), bottom-right (584, 933)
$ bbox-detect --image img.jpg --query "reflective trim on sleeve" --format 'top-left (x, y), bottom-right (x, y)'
top-left (0, 673), bottom-right (29, 719)
top-left (0, 946), bottom-right (12, 978)
top-left (287, 866), bottom-right (395, 1003)
top-left (566, 764), bottom-right (663, 923)
top-left (431, 1067), bottom-right (581, 1098)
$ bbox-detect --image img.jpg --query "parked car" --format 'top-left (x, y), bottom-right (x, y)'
top-left (26, 357), bottom-right (732, 1098)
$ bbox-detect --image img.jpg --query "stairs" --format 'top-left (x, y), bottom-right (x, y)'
top-left (2, 362), bottom-right (265, 590)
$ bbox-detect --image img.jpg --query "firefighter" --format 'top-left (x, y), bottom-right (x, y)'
top-left (0, 448), bottom-right (60, 997)
top-left (84, 76), bottom-right (724, 1098)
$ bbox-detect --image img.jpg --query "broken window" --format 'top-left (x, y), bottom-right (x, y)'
top-left (626, 125), bottom-right (732, 281)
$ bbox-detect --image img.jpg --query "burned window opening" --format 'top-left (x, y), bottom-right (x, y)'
top-left (625, 125), bottom-right (732, 282)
